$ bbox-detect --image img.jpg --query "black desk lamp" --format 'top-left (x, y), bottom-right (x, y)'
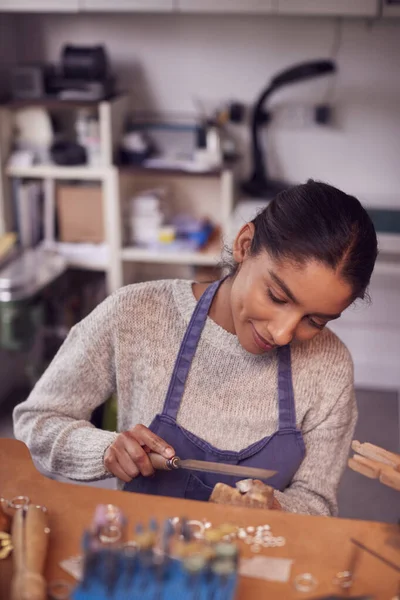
top-left (242, 60), bottom-right (337, 198)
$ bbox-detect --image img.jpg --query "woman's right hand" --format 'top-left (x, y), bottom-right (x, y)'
top-left (103, 424), bottom-right (175, 482)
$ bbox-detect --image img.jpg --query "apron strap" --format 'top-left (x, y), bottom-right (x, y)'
top-left (277, 344), bottom-right (297, 430)
top-left (162, 280), bottom-right (222, 420)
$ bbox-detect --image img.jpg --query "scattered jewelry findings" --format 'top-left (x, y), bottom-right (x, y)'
top-left (234, 524), bottom-right (286, 550)
top-left (171, 518), bottom-right (286, 552)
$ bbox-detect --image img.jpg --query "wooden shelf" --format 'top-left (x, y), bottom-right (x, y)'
top-left (118, 165), bottom-right (224, 178)
top-left (6, 164), bottom-right (107, 181)
top-left (121, 244), bottom-right (221, 266)
top-left (7, 164), bottom-right (224, 181)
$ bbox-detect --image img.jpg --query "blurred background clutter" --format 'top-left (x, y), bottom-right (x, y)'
top-left (0, 1), bottom-right (399, 520)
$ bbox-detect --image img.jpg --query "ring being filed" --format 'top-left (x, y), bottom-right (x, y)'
top-left (294, 573), bottom-right (318, 593)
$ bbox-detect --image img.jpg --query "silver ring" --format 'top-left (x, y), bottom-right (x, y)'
top-left (294, 573), bottom-right (318, 593)
top-left (48, 579), bottom-right (73, 600)
top-left (9, 496), bottom-right (30, 510)
top-left (246, 526), bottom-right (255, 533)
top-left (187, 520), bottom-right (205, 539)
top-left (333, 570), bottom-right (353, 588)
top-left (99, 524), bottom-right (121, 544)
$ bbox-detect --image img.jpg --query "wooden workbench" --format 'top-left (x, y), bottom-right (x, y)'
top-left (0, 439), bottom-right (399, 599)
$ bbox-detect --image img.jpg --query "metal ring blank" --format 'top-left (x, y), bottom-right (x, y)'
top-left (99, 524), bottom-right (121, 544)
top-left (9, 496), bottom-right (30, 509)
top-left (187, 520), bottom-right (205, 539)
top-left (333, 570), bottom-right (353, 588)
top-left (294, 573), bottom-right (318, 593)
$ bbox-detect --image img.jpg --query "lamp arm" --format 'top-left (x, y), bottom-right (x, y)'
top-left (251, 84), bottom-right (276, 181)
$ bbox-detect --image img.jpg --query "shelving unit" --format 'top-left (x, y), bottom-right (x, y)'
top-left (120, 245), bottom-right (221, 267)
top-left (0, 95), bottom-right (235, 294)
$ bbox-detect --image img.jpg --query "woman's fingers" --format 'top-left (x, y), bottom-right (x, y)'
top-left (104, 445), bottom-right (131, 482)
top-left (117, 448), bottom-right (140, 480)
top-left (103, 424), bottom-right (175, 480)
top-left (121, 430), bottom-right (154, 476)
top-left (112, 460), bottom-right (132, 483)
top-left (130, 424), bottom-right (175, 458)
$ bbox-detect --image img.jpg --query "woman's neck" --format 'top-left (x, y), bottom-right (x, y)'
top-left (192, 278), bottom-right (236, 335)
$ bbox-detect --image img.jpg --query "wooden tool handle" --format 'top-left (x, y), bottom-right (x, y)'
top-left (11, 507), bottom-right (25, 573)
top-left (148, 453), bottom-right (172, 471)
top-left (11, 572), bottom-right (47, 600)
top-left (25, 505), bottom-right (49, 574)
top-left (348, 455), bottom-right (400, 491)
top-left (348, 456), bottom-right (378, 479)
top-left (11, 505), bottom-right (49, 600)
top-left (380, 469), bottom-right (400, 491)
top-left (352, 440), bottom-right (400, 471)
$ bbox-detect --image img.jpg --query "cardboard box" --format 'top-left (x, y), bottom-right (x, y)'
top-left (57, 185), bottom-right (104, 243)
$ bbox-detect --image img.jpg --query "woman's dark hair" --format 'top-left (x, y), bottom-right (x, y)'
top-left (238, 180), bottom-right (378, 300)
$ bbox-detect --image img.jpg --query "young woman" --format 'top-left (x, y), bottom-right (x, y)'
top-left (13, 180), bottom-right (378, 516)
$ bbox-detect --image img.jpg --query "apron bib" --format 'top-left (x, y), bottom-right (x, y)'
top-left (124, 280), bottom-right (305, 501)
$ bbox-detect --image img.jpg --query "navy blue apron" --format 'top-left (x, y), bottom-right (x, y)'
top-left (124, 280), bottom-right (305, 501)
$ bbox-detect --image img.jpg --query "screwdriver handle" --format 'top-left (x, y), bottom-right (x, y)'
top-left (148, 453), bottom-right (180, 471)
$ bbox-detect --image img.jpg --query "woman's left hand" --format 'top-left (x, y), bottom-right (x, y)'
top-left (271, 496), bottom-right (283, 510)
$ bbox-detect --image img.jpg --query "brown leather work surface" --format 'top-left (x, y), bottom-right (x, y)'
top-left (0, 438), bottom-right (399, 599)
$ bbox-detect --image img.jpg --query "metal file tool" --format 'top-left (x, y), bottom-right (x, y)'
top-left (149, 454), bottom-right (277, 481)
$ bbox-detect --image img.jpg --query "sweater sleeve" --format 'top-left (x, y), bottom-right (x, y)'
top-left (13, 294), bottom-right (120, 481)
top-left (274, 383), bottom-right (357, 516)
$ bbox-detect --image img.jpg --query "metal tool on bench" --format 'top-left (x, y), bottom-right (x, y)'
top-left (350, 538), bottom-right (400, 574)
top-left (148, 453), bottom-right (277, 481)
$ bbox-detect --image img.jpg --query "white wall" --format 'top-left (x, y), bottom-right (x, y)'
top-left (13, 13), bottom-right (400, 204)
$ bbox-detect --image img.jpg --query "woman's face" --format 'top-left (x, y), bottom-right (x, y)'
top-left (230, 224), bottom-right (354, 355)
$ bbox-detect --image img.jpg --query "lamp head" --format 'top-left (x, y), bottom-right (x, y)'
top-left (270, 60), bottom-right (336, 89)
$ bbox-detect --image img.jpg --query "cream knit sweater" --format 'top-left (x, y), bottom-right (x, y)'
top-left (13, 279), bottom-right (357, 516)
